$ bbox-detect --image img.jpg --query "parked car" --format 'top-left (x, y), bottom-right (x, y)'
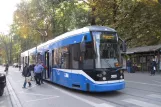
top-left (0, 73), bottom-right (6, 96)
top-left (13, 63), bottom-right (18, 68)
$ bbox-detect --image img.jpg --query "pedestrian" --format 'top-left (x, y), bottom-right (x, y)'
top-left (22, 63), bottom-right (31, 88)
top-left (34, 60), bottom-right (44, 85)
top-left (151, 58), bottom-right (157, 76)
top-left (4, 63), bottom-right (9, 75)
top-left (41, 61), bottom-right (47, 84)
top-left (126, 58), bottom-right (132, 73)
top-left (29, 64), bottom-right (35, 81)
top-left (19, 64), bottom-right (21, 71)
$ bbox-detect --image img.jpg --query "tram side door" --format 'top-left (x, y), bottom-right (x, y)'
top-left (45, 52), bottom-right (50, 79)
top-left (22, 57), bottom-right (24, 68)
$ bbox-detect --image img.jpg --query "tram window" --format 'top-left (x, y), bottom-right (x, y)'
top-left (71, 44), bottom-right (80, 69)
top-left (53, 47), bottom-right (70, 69)
top-left (29, 55), bottom-right (36, 65)
top-left (53, 48), bottom-right (60, 67)
top-left (84, 42), bottom-right (93, 59)
top-left (25, 56), bottom-right (28, 64)
top-left (60, 46), bottom-right (69, 69)
top-left (83, 42), bottom-right (94, 69)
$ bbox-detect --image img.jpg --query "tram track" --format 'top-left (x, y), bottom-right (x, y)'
top-left (91, 90), bottom-right (161, 107)
top-left (126, 86), bottom-right (161, 94)
top-left (87, 85), bottom-right (161, 107)
top-left (91, 96), bottom-right (128, 107)
top-left (45, 79), bottom-right (161, 106)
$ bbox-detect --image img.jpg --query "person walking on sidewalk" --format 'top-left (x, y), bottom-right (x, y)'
top-left (34, 61), bottom-right (44, 85)
top-left (4, 63), bottom-right (9, 75)
top-left (22, 63), bottom-right (31, 88)
top-left (127, 59), bottom-right (132, 73)
top-left (151, 58), bottom-right (157, 76)
top-left (19, 64), bottom-right (21, 71)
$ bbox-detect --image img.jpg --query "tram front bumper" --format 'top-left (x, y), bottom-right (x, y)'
top-left (90, 81), bottom-right (125, 92)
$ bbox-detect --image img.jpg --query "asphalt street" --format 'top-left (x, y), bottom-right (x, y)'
top-left (1, 66), bottom-right (161, 107)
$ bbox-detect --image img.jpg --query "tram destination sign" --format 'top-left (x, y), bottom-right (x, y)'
top-left (101, 33), bottom-right (117, 43)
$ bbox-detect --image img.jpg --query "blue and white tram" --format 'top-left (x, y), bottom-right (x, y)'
top-left (21, 26), bottom-right (126, 92)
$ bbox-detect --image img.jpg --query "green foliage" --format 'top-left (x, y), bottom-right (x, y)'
top-left (0, 34), bottom-right (11, 64)
top-left (5, 0), bottom-right (161, 63)
top-left (84, 0), bottom-right (161, 48)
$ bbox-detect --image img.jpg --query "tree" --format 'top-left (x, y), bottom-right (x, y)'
top-left (0, 34), bottom-right (11, 64)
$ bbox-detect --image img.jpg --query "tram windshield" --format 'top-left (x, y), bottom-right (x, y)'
top-left (92, 31), bottom-right (120, 68)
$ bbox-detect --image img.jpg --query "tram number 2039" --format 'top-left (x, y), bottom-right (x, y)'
top-left (111, 75), bottom-right (117, 78)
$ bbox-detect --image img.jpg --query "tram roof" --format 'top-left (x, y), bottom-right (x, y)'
top-left (46, 26), bottom-right (116, 47)
top-left (21, 50), bottom-right (28, 56)
top-left (54, 26), bottom-right (116, 41)
top-left (21, 26), bottom-right (116, 55)
top-left (29, 47), bottom-right (36, 55)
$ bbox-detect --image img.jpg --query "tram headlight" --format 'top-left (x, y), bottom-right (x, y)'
top-left (120, 75), bottom-right (123, 79)
top-left (103, 77), bottom-right (106, 81)
top-left (97, 74), bottom-right (103, 77)
top-left (119, 70), bottom-right (124, 79)
top-left (120, 70), bottom-right (123, 74)
top-left (102, 71), bottom-right (106, 75)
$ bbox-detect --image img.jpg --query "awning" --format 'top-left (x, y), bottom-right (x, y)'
top-left (126, 44), bottom-right (161, 54)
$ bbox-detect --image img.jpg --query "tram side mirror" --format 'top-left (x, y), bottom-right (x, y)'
top-left (122, 40), bottom-right (126, 52)
top-left (80, 35), bottom-right (87, 52)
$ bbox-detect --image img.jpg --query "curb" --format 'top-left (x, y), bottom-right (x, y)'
top-left (7, 77), bottom-right (22, 107)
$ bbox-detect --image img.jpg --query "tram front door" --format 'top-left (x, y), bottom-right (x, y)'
top-left (45, 52), bottom-right (50, 79)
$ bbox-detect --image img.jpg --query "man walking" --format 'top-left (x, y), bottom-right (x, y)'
top-left (127, 59), bottom-right (132, 73)
top-left (34, 61), bottom-right (44, 85)
top-left (4, 63), bottom-right (9, 75)
top-left (151, 58), bottom-right (157, 76)
top-left (22, 63), bottom-right (31, 88)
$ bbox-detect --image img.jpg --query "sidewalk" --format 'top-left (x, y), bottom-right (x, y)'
top-left (0, 87), bottom-right (12, 107)
top-left (5, 66), bottom-right (89, 107)
top-left (124, 70), bottom-right (161, 75)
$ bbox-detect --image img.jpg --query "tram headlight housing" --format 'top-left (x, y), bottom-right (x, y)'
top-left (103, 77), bottom-right (106, 81)
top-left (102, 71), bottom-right (106, 75)
top-left (97, 74), bottom-right (103, 77)
top-left (119, 70), bottom-right (124, 79)
top-left (120, 70), bottom-right (123, 74)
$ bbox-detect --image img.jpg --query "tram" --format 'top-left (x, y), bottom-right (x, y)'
top-left (21, 26), bottom-right (126, 92)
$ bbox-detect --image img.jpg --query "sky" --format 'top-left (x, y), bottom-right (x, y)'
top-left (0, 0), bottom-right (21, 34)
